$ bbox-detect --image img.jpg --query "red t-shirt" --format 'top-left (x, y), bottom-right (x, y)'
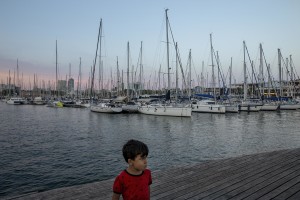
top-left (113, 169), bottom-right (152, 200)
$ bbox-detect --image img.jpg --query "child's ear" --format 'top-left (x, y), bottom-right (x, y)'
top-left (128, 159), bottom-right (133, 165)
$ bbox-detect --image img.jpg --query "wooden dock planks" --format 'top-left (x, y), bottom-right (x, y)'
top-left (5, 148), bottom-right (300, 200)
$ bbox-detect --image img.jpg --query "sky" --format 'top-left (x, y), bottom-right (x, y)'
top-left (1, 0), bottom-right (300, 90)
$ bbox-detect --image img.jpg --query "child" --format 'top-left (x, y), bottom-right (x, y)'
top-left (112, 139), bottom-right (152, 200)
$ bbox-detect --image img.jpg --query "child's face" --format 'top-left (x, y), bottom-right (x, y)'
top-left (129, 154), bottom-right (148, 172)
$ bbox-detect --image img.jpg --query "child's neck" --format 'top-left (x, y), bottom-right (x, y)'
top-left (126, 166), bottom-right (143, 175)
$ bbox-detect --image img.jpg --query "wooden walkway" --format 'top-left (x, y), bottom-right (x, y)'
top-left (6, 148), bottom-right (300, 200)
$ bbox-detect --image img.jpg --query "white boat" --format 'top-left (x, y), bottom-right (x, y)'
top-left (33, 97), bottom-right (46, 105)
top-left (75, 100), bottom-right (91, 108)
top-left (138, 103), bottom-right (192, 117)
top-left (191, 100), bottom-right (226, 114)
top-left (90, 103), bottom-right (122, 113)
top-left (6, 97), bottom-right (26, 105)
top-left (279, 102), bottom-right (300, 110)
top-left (260, 102), bottom-right (279, 111)
top-left (238, 101), bottom-right (262, 112)
top-left (224, 104), bottom-right (239, 113)
top-left (239, 42), bottom-right (262, 112)
top-left (122, 101), bottom-right (139, 113)
top-left (137, 10), bottom-right (192, 118)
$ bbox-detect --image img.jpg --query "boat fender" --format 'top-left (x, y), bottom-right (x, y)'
top-left (164, 107), bottom-right (166, 112)
top-left (155, 108), bottom-right (157, 112)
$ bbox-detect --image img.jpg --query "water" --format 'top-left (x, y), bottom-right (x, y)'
top-left (0, 102), bottom-right (300, 198)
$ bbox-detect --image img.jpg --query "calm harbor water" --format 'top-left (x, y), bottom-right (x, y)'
top-left (0, 102), bottom-right (300, 198)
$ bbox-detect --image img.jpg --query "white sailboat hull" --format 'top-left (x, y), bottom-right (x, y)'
top-left (138, 105), bottom-right (192, 117)
top-left (239, 104), bottom-right (262, 112)
top-left (192, 104), bottom-right (226, 113)
top-left (33, 97), bottom-right (46, 105)
top-left (191, 100), bottom-right (226, 114)
top-left (279, 103), bottom-right (300, 110)
top-left (6, 98), bottom-right (26, 105)
top-left (260, 104), bottom-right (279, 111)
top-left (90, 104), bottom-right (122, 113)
top-left (80, 103), bottom-right (91, 108)
top-left (224, 105), bottom-right (239, 113)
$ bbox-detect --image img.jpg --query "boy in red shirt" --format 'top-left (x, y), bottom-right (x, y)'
top-left (112, 139), bottom-right (152, 200)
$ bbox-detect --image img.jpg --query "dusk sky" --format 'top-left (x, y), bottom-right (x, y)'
top-left (1, 0), bottom-right (299, 89)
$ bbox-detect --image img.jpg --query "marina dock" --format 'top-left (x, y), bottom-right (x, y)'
top-left (7, 148), bottom-right (300, 200)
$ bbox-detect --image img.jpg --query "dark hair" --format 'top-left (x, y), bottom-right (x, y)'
top-left (122, 139), bottom-right (149, 163)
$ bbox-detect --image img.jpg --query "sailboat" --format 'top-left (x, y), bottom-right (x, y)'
top-left (91, 100), bottom-right (122, 113)
top-left (256, 44), bottom-right (279, 111)
top-left (191, 34), bottom-right (226, 114)
top-left (6, 97), bottom-right (26, 105)
top-left (223, 57), bottom-right (239, 113)
top-left (47, 40), bottom-right (63, 108)
top-left (6, 60), bottom-right (26, 105)
top-left (138, 9), bottom-right (192, 117)
top-left (277, 50), bottom-right (300, 110)
top-left (238, 41), bottom-right (262, 112)
top-left (89, 19), bottom-right (122, 113)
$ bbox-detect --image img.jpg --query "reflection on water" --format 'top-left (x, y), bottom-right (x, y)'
top-left (0, 103), bottom-right (300, 197)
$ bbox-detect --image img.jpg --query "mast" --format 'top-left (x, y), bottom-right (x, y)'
top-left (243, 41), bottom-right (247, 100)
top-left (121, 70), bottom-right (124, 95)
top-left (131, 63), bottom-right (134, 99)
top-left (158, 65), bottom-right (161, 92)
top-left (175, 43), bottom-right (178, 103)
top-left (290, 55), bottom-right (294, 98)
top-left (90, 19), bottom-right (102, 102)
top-left (216, 51), bottom-right (221, 96)
top-left (9, 70), bottom-right (11, 97)
top-left (110, 68), bottom-right (113, 96)
top-left (56, 40), bottom-right (58, 97)
top-left (267, 64), bottom-right (271, 97)
top-left (201, 61), bottom-right (205, 93)
top-left (286, 57), bottom-right (289, 97)
top-left (79, 57), bottom-right (82, 97)
top-left (210, 34), bottom-right (216, 101)
top-left (259, 43), bottom-right (264, 99)
top-left (251, 60), bottom-right (254, 98)
top-left (188, 49), bottom-right (192, 99)
top-left (127, 41), bottom-right (130, 99)
top-left (17, 59), bottom-right (19, 92)
top-left (99, 19), bottom-right (103, 96)
top-left (229, 57), bottom-right (232, 96)
top-left (117, 56), bottom-right (120, 96)
top-left (77, 57), bottom-right (81, 98)
top-left (139, 41), bottom-right (144, 95)
top-left (165, 9), bottom-right (170, 93)
top-left (278, 49), bottom-right (282, 98)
